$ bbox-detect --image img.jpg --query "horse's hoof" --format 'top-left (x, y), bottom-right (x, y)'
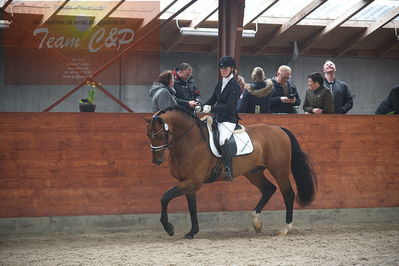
top-left (250, 211), bottom-right (262, 233)
top-left (254, 227), bottom-right (262, 234)
top-left (275, 230), bottom-right (287, 237)
top-left (276, 223), bottom-right (293, 237)
top-left (183, 234), bottom-right (194, 239)
top-left (163, 222), bottom-right (174, 236)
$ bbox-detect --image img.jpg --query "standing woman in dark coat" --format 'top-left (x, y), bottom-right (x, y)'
top-left (237, 67), bottom-right (273, 113)
top-left (202, 56), bottom-right (241, 180)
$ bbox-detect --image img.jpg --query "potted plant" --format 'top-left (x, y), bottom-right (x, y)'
top-left (79, 88), bottom-right (97, 112)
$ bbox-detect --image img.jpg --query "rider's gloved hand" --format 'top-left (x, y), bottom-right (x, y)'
top-left (202, 105), bottom-right (211, 114)
top-left (194, 105), bottom-right (202, 113)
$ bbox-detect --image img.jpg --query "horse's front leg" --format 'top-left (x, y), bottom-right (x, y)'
top-left (160, 186), bottom-right (184, 236)
top-left (184, 192), bottom-right (199, 239)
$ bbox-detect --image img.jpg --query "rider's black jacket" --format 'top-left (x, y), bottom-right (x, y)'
top-left (205, 78), bottom-right (241, 123)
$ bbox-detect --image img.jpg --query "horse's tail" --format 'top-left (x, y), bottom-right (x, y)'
top-left (280, 127), bottom-right (317, 206)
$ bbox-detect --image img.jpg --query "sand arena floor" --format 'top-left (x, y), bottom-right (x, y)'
top-left (1, 222), bottom-right (398, 265)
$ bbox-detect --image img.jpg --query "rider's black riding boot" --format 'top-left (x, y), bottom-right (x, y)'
top-left (221, 142), bottom-right (233, 181)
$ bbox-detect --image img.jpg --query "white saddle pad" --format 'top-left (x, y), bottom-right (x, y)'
top-left (201, 116), bottom-right (254, 157)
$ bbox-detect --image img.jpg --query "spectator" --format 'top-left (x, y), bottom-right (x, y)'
top-left (303, 72), bottom-right (334, 114)
top-left (375, 85), bottom-right (399, 114)
top-left (237, 74), bottom-right (246, 94)
top-left (149, 70), bottom-right (177, 112)
top-left (270, 65), bottom-right (301, 113)
top-left (323, 60), bottom-right (353, 114)
top-left (174, 63), bottom-right (201, 111)
top-left (237, 67), bottom-right (273, 113)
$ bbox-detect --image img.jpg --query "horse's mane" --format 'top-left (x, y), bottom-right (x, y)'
top-left (158, 105), bottom-right (198, 120)
top-left (158, 105), bottom-right (207, 140)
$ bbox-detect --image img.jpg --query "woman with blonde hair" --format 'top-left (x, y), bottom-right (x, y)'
top-left (237, 67), bottom-right (273, 113)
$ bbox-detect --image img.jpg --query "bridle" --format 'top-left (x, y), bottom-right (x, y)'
top-left (147, 115), bottom-right (196, 152)
top-left (148, 122), bottom-right (169, 152)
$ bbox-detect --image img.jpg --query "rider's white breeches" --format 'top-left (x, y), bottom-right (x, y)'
top-left (218, 122), bottom-right (236, 146)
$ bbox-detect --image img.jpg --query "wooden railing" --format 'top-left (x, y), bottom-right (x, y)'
top-left (0, 113), bottom-right (398, 218)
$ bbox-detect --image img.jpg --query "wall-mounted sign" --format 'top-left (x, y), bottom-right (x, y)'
top-left (3, 1), bottom-right (161, 86)
top-left (33, 27), bottom-right (135, 52)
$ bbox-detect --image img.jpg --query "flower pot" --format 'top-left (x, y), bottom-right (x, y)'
top-left (79, 103), bottom-right (96, 112)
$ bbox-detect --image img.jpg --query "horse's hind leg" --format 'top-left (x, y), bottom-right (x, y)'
top-left (244, 170), bottom-right (277, 233)
top-left (272, 173), bottom-right (295, 236)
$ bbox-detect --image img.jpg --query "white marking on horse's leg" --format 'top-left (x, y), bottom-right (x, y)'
top-left (276, 223), bottom-right (293, 237)
top-left (250, 211), bottom-right (262, 233)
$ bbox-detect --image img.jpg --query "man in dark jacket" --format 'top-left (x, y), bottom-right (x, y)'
top-left (323, 60), bottom-right (353, 114)
top-left (174, 63), bottom-right (201, 111)
top-left (270, 65), bottom-right (301, 113)
top-left (375, 85), bottom-right (399, 114)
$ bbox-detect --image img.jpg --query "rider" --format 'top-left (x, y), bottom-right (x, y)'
top-left (202, 56), bottom-right (241, 181)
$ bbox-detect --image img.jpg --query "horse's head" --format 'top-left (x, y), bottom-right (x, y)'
top-left (145, 106), bottom-right (205, 165)
top-left (145, 114), bottom-right (171, 165)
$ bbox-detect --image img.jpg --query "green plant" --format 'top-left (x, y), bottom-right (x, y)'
top-left (80, 88), bottom-right (97, 104)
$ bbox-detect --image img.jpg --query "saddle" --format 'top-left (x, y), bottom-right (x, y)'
top-left (201, 116), bottom-right (254, 158)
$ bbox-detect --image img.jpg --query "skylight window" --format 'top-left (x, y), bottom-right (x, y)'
top-left (158, 0), bottom-right (399, 24)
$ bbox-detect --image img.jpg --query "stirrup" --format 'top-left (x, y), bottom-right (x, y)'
top-left (224, 168), bottom-right (233, 181)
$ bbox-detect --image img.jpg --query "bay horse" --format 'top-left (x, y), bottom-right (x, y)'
top-left (145, 105), bottom-right (316, 239)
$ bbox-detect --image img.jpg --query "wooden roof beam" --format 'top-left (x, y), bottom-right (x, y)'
top-left (243, 0), bottom-right (278, 27)
top-left (300, 0), bottom-right (374, 53)
top-left (40, 0), bottom-right (69, 25)
top-left (89, 0), bottom-right (126, 30)
top-left (165, 0), bottom-right (218, 51)
top-left (77, 1), bottom-right (127, 44)
top-left (134, 0), bottom-right (178, 33)
top-left (375, 37), bottom-right (398, 57)
top-left (1, 0), bottom-right (12, 9)
top-left (254, 0), bottom-right (327, 53)
top-left (16, 1), bottom-right (70, 47)
top-left (336, 6), bottom-right (399, 56)
top-left (189, 0), bottom-right (218, 28)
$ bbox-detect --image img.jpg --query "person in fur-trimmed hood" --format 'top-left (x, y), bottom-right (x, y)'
top-left (237, 67), bottom-right (273, 113)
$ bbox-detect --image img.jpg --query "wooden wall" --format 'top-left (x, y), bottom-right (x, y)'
top-left (0, 113), bottom-right (398, 218)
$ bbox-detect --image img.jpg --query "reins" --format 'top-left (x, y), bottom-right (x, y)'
top-left (169, 122), bottom-right (196, 148)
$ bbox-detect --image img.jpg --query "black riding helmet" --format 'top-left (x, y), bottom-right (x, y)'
top-left (218, 56), bottom-right (236, 68)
